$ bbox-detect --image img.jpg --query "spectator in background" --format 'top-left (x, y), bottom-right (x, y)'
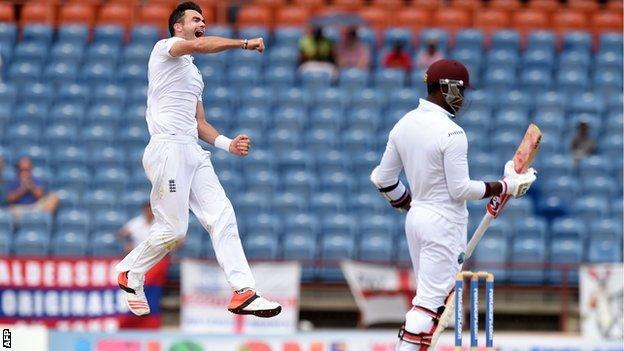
top-left (336, 27), bottom-right (370, 70)
top-left (416, 39), bottom-right (444, 70)
top-left (117, 202), bottom-right (155, 254)
top-left (298, 26), bottom-right (337, 78)
top-left (5, 156), bottom-right (58, 221)
top-left (571, 121), bottom-right (596, 163)
top-left (383, 40), bottom-right (412, 72)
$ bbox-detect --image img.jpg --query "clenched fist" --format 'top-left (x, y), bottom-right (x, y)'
top-left (246, 38), bottom-right (265, 52)
top-left (229, 134), bottom-right (251, 156)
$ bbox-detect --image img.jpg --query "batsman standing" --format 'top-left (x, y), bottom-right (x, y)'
top-left (370, 59), bottom-right (537, 349)
top-left (116, 1), bottom-right (281, 318)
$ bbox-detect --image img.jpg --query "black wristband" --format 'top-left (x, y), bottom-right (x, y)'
top-left (242, 39), bottom-right (248, 50)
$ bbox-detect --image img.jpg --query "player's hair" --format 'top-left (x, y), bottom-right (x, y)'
top-left (168, 1), bottom-right (202, 37)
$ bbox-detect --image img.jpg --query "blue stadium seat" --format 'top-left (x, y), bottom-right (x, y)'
top-left (6, 122), bottom-right (40, 148)
top-left (49, 102), bottom-right (84, 126)
top-left (513, 217), bottom-right (547, 240)
top-left (202, 86), bottom-right (233, 107)
top-left (557, 68), bottom-right (589, 95)
top-left (234, 105), bottom-right (269, 131)
top-left (274, 27), bottom-right (303, 47)
top-left (502, 198), bottom-right (533, 224)
top-left (311, 193), bottom-right (344, 217)
top-left (83, 189), bottom-right (117, 214)
top-left (305, 128), bottom-right (338, 153)
top-left (533, 109), bottom-right (564, 136)
top-left (93, 25), bottom-right (124, 46)
top-left (0, 231), bottom-right (10, 255)
top-left (322, 213), bottom-right (357, 238)
top-left (90, 231), bottom-right (122, 257)
top-left (351, 150), bottom-right (379, 176)
top-left (131, 25), bottom-right (160, 44)
top-left (455, 29), bottom-right (484, 52)
top-left (320, 171), bottom-right (354, 197)
top-left (8, 62), bottom-right (41, 85)
top-left (548, 236), bottom-right (582, 284)
top-left (268, 128), bottom-right (299, 150)
top-left (20, 22), bottom-right (52, 44)
top-left (278, 149), bottom-right (313, 173)
top-left (520, 67), bottom-right (552, 95)
top-left (350, 88), bottom-right (384, 110)
top-left (343, 128), bottom-right (375, 153)
top-left (80, 62), bottom-right (115, 86)
top-left (310, 107), bottom-right (342, 132)
top-left (235, 192), bottom-right (270, 217)
top-left (93, 209), bottom-right (127, 233)
top-left (13, 229), bottom-right (48, 256)
top-left (53, 187), bottom-right (80, 210)
top-left (544, 175), bottom-right (580, 204)
top-left (300, 69), bottom-right (333, 90)
top-left (538, 154), bottom-right (573, 180)
top-left (338, 68), bottom-right (368, 93)
top-left (52, 145), bottom-right (86, 169)
top-left (534, 90), bottom-right (563, 110)
top-left (315, 149), bottom-right (348, 173)
top-left (522, 48), bottom-right (555, 70)
top-left (318, 232), bottom-right (355, 281)
top-left (264, 66), bottom-right (295, 88)
top-left (551, 217), bottom-right (586, 241)
top-left (387, 87), bottom-right (419, 111)
top-left (52, 232), bottom-right (88, 257)
top-left (579, 155), bottom-right (611, 179)
top-left (50, 42), bottom-right (84, 64)
top-left (593, 68), bottom-right (623, 97)
top-left (56, 208), bottom-right (90, 234)
top-left (483, 67), bottom-right (515, 92)
top-left (44, 61), bottom-right (79, 86)
top-left (472, 235), bottom-right (508, 282)
top-left (283, 171), bottom-right (317, 197)
top-left (526, 30), bottom-right (556, 52)
top-left (282, 232), bottom-right (316, 280)
top-left (19, 82), bottom-right (52, 105)
top-left (121, 189), bottom-right (149, 214)
top-left (494, 109), bottom-right (529, 135)
top-left (374, 68), bottom-right (406, 90)
top-left (0, 82), bottom-right (16, 105)
top-left (275, 87), bottom-right (309, 109)
top-left (284, 212), bottom-right (318, 237)
top-left (245, 169), bottom-right (278, 196)
top-left (178, 233), bottom-right (203, 258)
top-left (249, 212), bottom-right (282, 238)
top-left (536, 195), bottom-right (568, 221)
top-left (562, 31), bottom-right (592, 53)
top-left (359, 214), bottom-right (394, 236)
top-left (0, 209), bottom-right (13, 234)
top-left (81, 124), bottom-right (115, 151)
top-left (486, 49), bottom-right (519, 71)
top-left (86, 103), bottom-right (123, 126)
top-left (347, 107), bottom-right (381, 131)
top-left (509, 236), bottom-right (546, 284)
top-left (86, 43), bottom-right (120, 66)
top-left (273, 106), bottom-right (306, 131)
top-left (600, 133), bottom-right (623, 161)
top-left (14, 42), bottom-right (47, 65)
top-left (194, 50), bottom-right (228, 71)
top-left (469, 152), bottom-right (497, 179)
top-left (587, 236), bottom-right (622, 263)
top-left (572, 196), bottom-right (609, 223)
top-left (582, 177), bottom-right (617, 199)
top-left (215, 169), bottom-right (242, 193)
top-left (14, 101), bottom-right (48, 126)
top-left (358, 232), bottom-right (393, 262)
top-left (92, 167), bottom-right (128, 191)
top-left (599, 33), bottom-right (623, 54)
top-left (94, 84), bottom-right (126, 106)
top-left (313, 87), bottom-right (346, 110)
top-left (491, 30), bottom-right (520, 52)
top-left (570, 92), bottom-right (606, 115)
top-left (0, 22), bottom-right (17, 45)
top-left (594, 51), bottom-right (623, 73)
top-left (56, 83), bottom-right (89, 105)
top-left (244, 233), bottom-right (279, 260)
top-left (491, 131), bottom-right (520, 162)
top-left (266, 46), bottom-right (298, 68)
top-left (271, 191), bottom-right (307, 218)
top-left (58, 24), bottom-right (89, 45)
top-left (589, 219), bottom-right (622, 239)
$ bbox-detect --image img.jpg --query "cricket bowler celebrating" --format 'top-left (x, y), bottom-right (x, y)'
top-left (370, 59), bottom-right (537, 349)
top-left (116, 1), bottom-right (281, 318)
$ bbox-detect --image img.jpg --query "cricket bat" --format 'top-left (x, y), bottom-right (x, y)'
top-left (429, 123), bottom-right (542, 349)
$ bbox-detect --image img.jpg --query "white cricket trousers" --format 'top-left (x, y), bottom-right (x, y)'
top-left (406, 206), bottom-right (467, 310)
top-left (116, 134), bottom-right (255, 291)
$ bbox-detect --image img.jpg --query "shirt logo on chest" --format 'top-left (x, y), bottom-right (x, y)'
top-left (169, 179), bottom-right (176, 193)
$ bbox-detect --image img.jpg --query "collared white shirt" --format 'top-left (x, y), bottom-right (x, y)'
top-left (146, 37), bottom-right (204, 138)
top-left (375, 98), bottom-right (485, 224)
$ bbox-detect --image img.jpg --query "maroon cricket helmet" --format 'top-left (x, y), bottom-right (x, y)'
top-left (424, 59), bottom-right (471, 88)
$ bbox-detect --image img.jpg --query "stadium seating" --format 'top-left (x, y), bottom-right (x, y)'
top-left (0, 4), bottom-right (621, 285)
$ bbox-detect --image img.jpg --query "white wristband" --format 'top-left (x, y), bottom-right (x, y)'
top-left (215, 135), bottom-right (233, 152)
top-left (499, 180), bottom-right (508, 195)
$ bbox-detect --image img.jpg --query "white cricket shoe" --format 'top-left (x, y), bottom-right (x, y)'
top-left (227, 289), bottom-right (282, 318)
top-left (118, 271), bottom-right (151, 316)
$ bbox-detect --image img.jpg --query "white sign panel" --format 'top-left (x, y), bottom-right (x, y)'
top-left (341, 260), bottom-right (415, 325)
top-left (580, 263), bottom-right (624, 341)
top-left (181, 259), bottom-right (300, 334)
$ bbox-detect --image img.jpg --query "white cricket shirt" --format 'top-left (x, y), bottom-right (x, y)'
top-left (375, 98), bottom-right (486, 224)
top-left (146, 37), bottom-right (204, 138)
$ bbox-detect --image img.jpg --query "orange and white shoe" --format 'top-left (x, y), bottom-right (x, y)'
top-left (227, 289), bottom-right (282, 318)
top-left (118, 271), bottom-right (150, 316)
